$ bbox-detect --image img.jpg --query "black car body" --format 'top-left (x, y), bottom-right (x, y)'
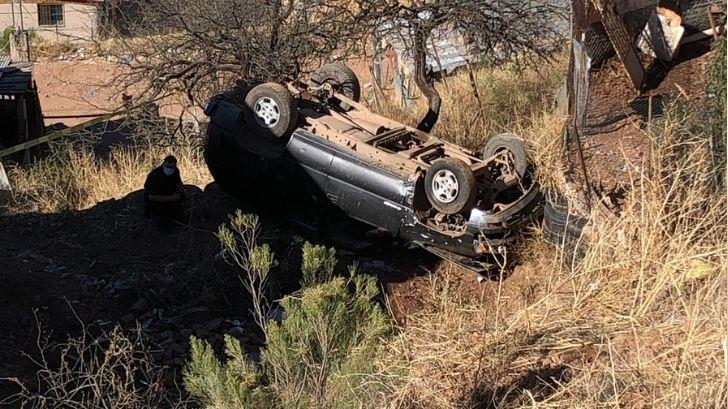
top-left (203, 91), bottom-right (540, 273)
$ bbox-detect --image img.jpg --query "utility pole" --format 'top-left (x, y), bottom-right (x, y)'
top-left (10, 0), bottom-right (16, 29)
top-left (10, 0), bottom-right (31, 62)
top-left (18, 0), bottom-right (24, 30)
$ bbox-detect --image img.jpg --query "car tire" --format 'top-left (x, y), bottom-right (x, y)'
top-left (310, 62), bottom-right (361, 111)
top-left (542, 188), bottom-right (588, 261)
top-left (425, 158), bottom-right (476, 215)
top-left (482, 133), bottom-right (529, 184)
top-left (243, 82), bottom-right (298, 139)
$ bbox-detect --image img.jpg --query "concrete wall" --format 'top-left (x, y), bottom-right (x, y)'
top-left (0, 2), bottom-right (98, 42)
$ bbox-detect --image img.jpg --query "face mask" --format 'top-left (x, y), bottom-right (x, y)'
top-left (163, 166), bottom-right (175, 176)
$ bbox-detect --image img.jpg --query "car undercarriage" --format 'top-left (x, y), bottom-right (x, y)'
top-left (203, 63), bottom-right (541, 274)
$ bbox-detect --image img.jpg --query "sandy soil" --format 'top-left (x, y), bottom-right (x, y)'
top-left (33, 58), bottom-right (201, 128)
top-left (564, 40), bottom-right (713, 207)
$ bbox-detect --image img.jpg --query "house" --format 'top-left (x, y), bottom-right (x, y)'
top-left (0, 0), bottom-right (100, 42)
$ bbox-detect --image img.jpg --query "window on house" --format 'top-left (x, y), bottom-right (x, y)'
top-left (38, 4), bottom-right (64, 26)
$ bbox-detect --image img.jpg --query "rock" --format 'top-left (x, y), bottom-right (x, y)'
top-left (89, 260), bottom-right (112, 276)
top-left (44, 264), bottom-right (67, 274)
top-left (360, 259), bottom-right (398, 274)
top-left (170, 343), bottom-right (186, 355)
top-left (131, 298), bottom-right (149, 312)
top-left (160, 337), bottom-right (175, 347)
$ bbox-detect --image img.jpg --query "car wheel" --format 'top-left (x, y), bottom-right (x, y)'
top-left (425, 158), bottom-right (476, 215)
top-left (542, 188), bottom-right (588, 261)
top-left (310, 62), bottom-right (361, 111)
top-left (482, 133), bottom-right (528, 185)
top-left (243, 82), bottom-right (299, 139)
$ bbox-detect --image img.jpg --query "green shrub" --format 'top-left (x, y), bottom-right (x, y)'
top-left (184, 335), bottom-right (272, 408)
top-left (184, 240), bottom-right (393, 409)
top-left (263, 275), bottom-right (390, 408)
top-left (0, 27), bottom-right (12, 54)
top-left (300, 241), bottom-right (337, 287)
top-left (217, 211), bottom-right (276, 330)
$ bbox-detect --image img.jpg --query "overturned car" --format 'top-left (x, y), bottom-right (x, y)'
top-left (203, 63), bottom-right (540, 273)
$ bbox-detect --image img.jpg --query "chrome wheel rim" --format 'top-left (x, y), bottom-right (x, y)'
top-left (253, 97), bottom-right (280, 128)
top-left (432, 169), bottom-right (459, 203)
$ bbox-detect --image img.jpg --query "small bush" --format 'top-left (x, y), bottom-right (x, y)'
top-left (300, 241), bottom-right (337, 287)
top-left (263, 275), bottom-right (391, 408)
top-left (217, 211), bottom-right (277, 330)
top-left (184, 242), bottom-right (393, 409)
top-left (184, 335), bottom-right (271, 408)
top-left (0, 27), bottom-right (12, 54)
top-left (4, 325), bottom-right (174, 408)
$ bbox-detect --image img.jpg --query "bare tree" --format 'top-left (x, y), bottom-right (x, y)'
top-left (365, 0), bottom-right (568, 132)
top-left (107, 0), bottom-right (565, 132)
top-left (107, 0), bottom-right (379, 108)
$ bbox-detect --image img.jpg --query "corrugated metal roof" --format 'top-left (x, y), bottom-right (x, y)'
top-left (0, 56), bottom-right (10, 69)
top-left (0, 67), bottom-right (32, 95)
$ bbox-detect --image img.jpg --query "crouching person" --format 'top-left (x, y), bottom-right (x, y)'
top-left (144, 155), bottom-right (184, 230)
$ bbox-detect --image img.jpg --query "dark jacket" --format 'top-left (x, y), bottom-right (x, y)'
top-left (144, 166), bottom-right (182, 213)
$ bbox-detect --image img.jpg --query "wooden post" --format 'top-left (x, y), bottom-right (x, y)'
top-left (465, 59), bottom-right (485, 125)
top-left (10, 29), bottom-right (30, 62)
top-left (707, 6), bottom-right (719, 40)
top-left (647, 94), bottom-right (653, 136)
top-left (591, 0), bottom-right (645, 90)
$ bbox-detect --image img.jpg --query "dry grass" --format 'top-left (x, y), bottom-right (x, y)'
top-left (376, 67), bottom-right (726, 408)
top-left (369, 60), bottom-right (565, 153)
top-left (2, 127), bottom-right (210, 214)
top-left (1, 317), bottom-right (184, 408)
top-left (2, 54), bottom-right (724, 408)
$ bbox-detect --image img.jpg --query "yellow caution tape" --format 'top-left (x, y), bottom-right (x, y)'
top-left (0, 111), bottom-right (122, 159)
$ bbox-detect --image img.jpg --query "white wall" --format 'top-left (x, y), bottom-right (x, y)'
top-left (0, 2), bottom-right (98, 42)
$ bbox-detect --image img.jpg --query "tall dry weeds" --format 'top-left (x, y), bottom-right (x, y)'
top-left (379, 66), bottom-right (726, 408)
top-left (2, 129), bottom-right (210, 214)
top-left (370, 60), bottom-right (565, 154)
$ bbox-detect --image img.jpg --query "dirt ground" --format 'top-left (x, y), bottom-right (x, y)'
top-left (33, 56), bottom-right (376, 129)
top-left (34, 58), bottom-right (203, 128)
top-left (0, 169), bottom-right (519, 401)
top-left (564, 40), bottom-right (714, 208)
